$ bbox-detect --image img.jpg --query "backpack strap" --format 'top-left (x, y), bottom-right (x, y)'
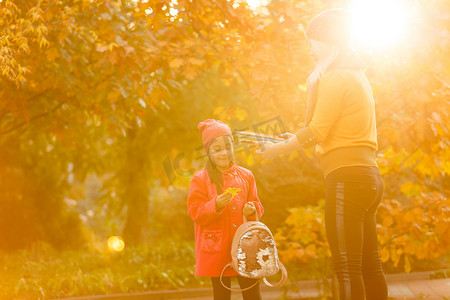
top-left (262, 259), bottom-right (288, 287)
top-left (219, 263), bottom-right (259, 292)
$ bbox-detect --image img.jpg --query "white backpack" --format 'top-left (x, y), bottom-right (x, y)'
top-left (220, 216), bottom-right (288, 291)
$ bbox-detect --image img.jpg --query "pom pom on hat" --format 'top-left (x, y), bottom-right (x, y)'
top-left (306, 8), bottom-right (352, 47)
top-left (197, 119), bottom-right (233, 153)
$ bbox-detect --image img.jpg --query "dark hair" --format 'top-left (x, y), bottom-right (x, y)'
top-left (205, 135), bottom-right (234, 194)
top-left (206, 157), bottom-right (224, 194)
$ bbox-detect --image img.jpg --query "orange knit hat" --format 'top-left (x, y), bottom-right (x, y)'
top-left (197, 119), bottom-right (233, 153)
top-left (306, 8), bottom-right (352, 47)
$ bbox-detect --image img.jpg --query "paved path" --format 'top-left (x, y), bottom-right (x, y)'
top-left (54, 271), bottom-right (450, 300)
top-left (387, 278), bottom-right (450, 300)
top-left (180, 276), bottom-right (450, 300)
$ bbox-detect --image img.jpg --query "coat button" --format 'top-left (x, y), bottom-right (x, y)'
top-left (232, 206), bottom-right (236, 210)
top-left (233, 223), bottom-right (237, 228)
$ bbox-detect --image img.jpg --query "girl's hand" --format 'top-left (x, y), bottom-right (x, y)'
top-left (255, 141), bottom-right (279, 160)
top-left (215, 192), bottom-right (232, 211)
top-left (243, 202), bottom-right (257, 217)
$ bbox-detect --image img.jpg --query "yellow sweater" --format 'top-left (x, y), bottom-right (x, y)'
top-left (299, 68), bottom-right (378, 178)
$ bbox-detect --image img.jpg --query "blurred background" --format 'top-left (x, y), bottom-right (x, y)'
top-left (0, 0), bottom-right (449, 298)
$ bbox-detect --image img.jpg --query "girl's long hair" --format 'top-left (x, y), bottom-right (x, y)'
top-left (206, 159), bottom-right (224, 194)
top-left (307, 39), bottom-right (340, 86)
top-left (205, 135), bottom-right (234, 194)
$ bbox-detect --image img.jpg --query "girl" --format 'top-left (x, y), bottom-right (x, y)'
top-left (187, 119), bottom-right (264, 300)
top-left (257, 9), bottom-right (388, 300)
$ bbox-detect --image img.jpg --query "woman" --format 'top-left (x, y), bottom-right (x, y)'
top-left (257, 9), bottom-right (388, 300)
top-left (188, 119), bottom-right (264, 300)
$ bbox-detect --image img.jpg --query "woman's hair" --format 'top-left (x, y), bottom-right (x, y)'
top-left (206, 158), bottom-right (224, 194)
top-left (307, 39), bottom-right (340, 85)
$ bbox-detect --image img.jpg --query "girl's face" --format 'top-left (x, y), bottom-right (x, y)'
top-left (209, 136), bottom-right (233, 171)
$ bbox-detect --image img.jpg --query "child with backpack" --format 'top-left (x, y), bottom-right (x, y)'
top-left (187, 119), bottom-right (264, 300)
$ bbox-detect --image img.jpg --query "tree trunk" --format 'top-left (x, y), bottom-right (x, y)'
top-left (121, 125), bottom-right (150, 245)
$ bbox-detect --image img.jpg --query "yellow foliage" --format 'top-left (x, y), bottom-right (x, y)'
top-left (400, 181), bottom-right (422, 198)
top-left (277, 190), bottom-right (449, 273)
top-left (169, 58), bottom-right (184, 69)
top-left (380, 247), bottom-right (389, 263)
top-left (188, 57), bottom-right (204, 66)
top-left (382, 215), bottom-right (393, 227)
top-left (275, 202), bottom-right (330, 263)
top-left (45, 47), bottom-right (60, 62)
top-left (96, 44), bottom-right (109, 52)
top-left (378, 193), bottom-right (450, 272)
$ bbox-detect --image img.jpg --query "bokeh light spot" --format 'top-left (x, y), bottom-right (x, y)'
top-left (107, 236), bottom-right (125, 253)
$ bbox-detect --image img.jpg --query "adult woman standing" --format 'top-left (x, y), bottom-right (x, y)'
top-left (257, 9), bottom-right (388, 300)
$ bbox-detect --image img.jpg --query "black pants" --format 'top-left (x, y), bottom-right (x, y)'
top-left (325, 166), bottom-right (388, 300)
top-left (211, 276), bottom-right (261, 300)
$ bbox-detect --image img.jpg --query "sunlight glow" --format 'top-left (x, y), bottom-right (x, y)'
top-left (246, 0), bottom-right (270, 10)
top-left (107, 236), bottom-right (125, 253)
top-left (349, 0), bottom-right (413, 50)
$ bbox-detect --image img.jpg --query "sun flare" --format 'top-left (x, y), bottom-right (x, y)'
top-left (349, 0), bottom-right (414, 50)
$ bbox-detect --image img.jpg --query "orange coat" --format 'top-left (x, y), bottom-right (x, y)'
top-left (187, 163), bottom-right (264, 277)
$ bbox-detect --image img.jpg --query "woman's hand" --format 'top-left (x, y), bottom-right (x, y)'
top-left (215, 192), bottom-right (232, 211)
top-left (243, 202), bottom-right (257, 217)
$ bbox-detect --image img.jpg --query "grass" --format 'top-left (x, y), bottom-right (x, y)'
top-left (1, 240), bottom-right (449, 300)
top-left (0, 239), bottom-right (209, 299)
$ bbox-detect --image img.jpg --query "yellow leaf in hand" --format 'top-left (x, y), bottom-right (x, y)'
top-left (225, 187), bottom-right (242, 198)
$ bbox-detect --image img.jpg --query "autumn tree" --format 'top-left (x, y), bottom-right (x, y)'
top-left (0, 0), bottom-right (316, 248)
top-left (1, 0), bottom-right (448, 272)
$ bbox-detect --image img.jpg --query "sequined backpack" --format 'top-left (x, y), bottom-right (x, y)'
top-left (220, 217), bottom-right (288, 291)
